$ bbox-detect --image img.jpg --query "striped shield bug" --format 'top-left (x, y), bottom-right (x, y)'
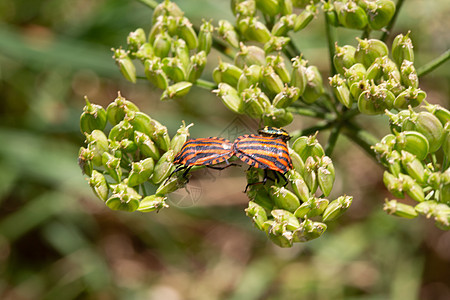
top-left (171, 137), bottom-right (235, 179)
top-left (233, 132), bottom-right (293, 190)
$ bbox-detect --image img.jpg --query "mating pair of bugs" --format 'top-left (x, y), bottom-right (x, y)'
top-left (171, 126), bottom-right (293, 188)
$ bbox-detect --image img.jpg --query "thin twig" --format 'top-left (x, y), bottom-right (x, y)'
top-left (417, 49), bottom-right (450, 77)
top-left (381, 0), bottom-right (405, 42)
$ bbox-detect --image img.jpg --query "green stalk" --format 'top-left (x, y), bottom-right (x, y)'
top-left (381, 0), bottom-right (405, 42)
top-left (325, 122), bottom-right (342, 156)
top-left (417, 49), bottom-right (450, 77)
top-left (286, 106), bottom-right (334, 120)
top-left (195, 78), bottom-right (217, 90)
top-left (324, 10), bottom-right (337, 75)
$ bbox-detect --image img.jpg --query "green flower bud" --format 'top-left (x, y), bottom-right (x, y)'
top-left (393, 87), bottom-right (426, 109)
top-left (271, 14), bottom-right (296, 36)
top-left (273, 86), bottom-right (301, 108)
top-left (173, 39), bottom-right (190, 69)
top-left (266, 54), bottom-right (291, 83)
top-left (213, 83), bottom-right (244, 114)
top-left (138, 194), bottom-right (168, 212)
top-left (135, 43), bottom-right (154, 61)
top-left (272, 209), bottom-right (301, 231)
top-left (235, 44), bottom-right (266, 69)
top-left (242, 86), bottom-right (271, 118)
top-left (354, 38), bottom-right (389, 68)
top-left (109, 119), bottom-right (133, 141)
top-left (336, 1), bottom-right (368, 29)
top-left (86, 129), bottom-right (109, 166)
top-left (400, 60), bottom-right (419, 88)
top-left (112, 48), bottom-right (136, 83)
top-left (302, 66), bottom-right (324, 104)
top-left (106, 93), bottom-right (139, 126)
top-left (270, 185), bottom-right (301, 212)
top-left (344, 63), bottom-right (366, 86)
top-left (156, 175), bottom-right (188, 195)
top-left (177, 17), bottom-right (198, 50)
top-left (80, 97), bottom-right (107, 134)
top-left (246, 201), bottom-right (268, 230)
top-left (144, 58), bottom-right (169, 90)
top-left (303, 156), bottom-right (318, 194)
top-left (288, 148), bottom-right (305, 174)
top-left (385, 150), bottom-right (402, 177)
top-left (294, 4), bottom-right (317, 31)
top-left (443, 130), bottom-right (450, 168)
top-left (402, 111), bottom-right (444, 153)
top-left (383, 171), bottom-right (404, 198)
top-left (162, 57), bottom-right (186, 82)
top-left (365, 56), bottom-right (383, 82)
top-left (440, 169), bottom-right (450, 205)
top-left (126, 111), bottom-right (153, 137)
top-left (169, 122), bottom-right (193, 154)
top-left (423, 103), bottom-right (450, 127)
top-left (291, 134), bottom-right (325, 162)
top-left (213, 60), bottom-right (243, 87)
top-left (392, 31), bottom-right (414, 67)
top-left (394, 131), bottom-right (429, 161)
top-left (150, 120), bottom-right (171, 152)
top-left (358, 84), bottom-right (395, 115)
top-left (317, 156), bottom-right (335, 197)
top-left (245, 18), bottom-right (271, 43)
top-left (134, 131), bottom-right (160, 161)
top-left (263, 106), bottom-right (294, 127)
top-left (294, 197), bottom-right (329, 218)
top-left (322, 195), bottom-right (353, 222)
top-left (119, 139), bottom-right (138, 153)
top-left (101, 152), bottom-right (122, 183)
top-left (236, 65), bottom-right (261, 93)
top-left (234, 0), bottom-right (257, 16)
top-left (127, 28), bottom-right (146, 55)
top-left (261, 66), bottom-right (284, 96)
top-left (256, 0), bottom-right (280, 16)
top-left (293, 218), bottom-right (327, 242)
top-left (415, 200), bottom-right (438, 217)
top-left (152, 32), bottom-right (172, 58)
top-left (399, 173), bottom-right (424, 202)
top-left (217, 19), bottom-right (240, 48)
top-left (324, 1), bottom-right (339, 26)
top-left (78, 147), bottom-right (94, 176)
top-left (89, 170), bottom-right (109, 201)
top-left (290, 56), bottom-right (308, 95)
top-left (152, 0), bottom-right (184, 24)
top-left (333, 44), bottom-right (356, 76)
top-left (128, 158), bottom-right (155, 187)
top-left (279, 0), bottom-right (294, 15)
top-left (151, 150), bottom-right (175, 185)
top-left (367, 0), bottom-right (396, 30)
top-left (329, 74), bottom-right (353, 108)
top-left (287, 169), bottom-right (309, 202)
top-left (385, 109), bottom-right (411, 134)
top-left (161, 81), bottom-right (193, 101)
top-left (380, 56), bottom-right (401, 83)
top-left (198, 19), bottom-right (214, 54)
top-left (106, 183), bottom-right (141, 212)
top-left (263, 36), bottom-right (290, 54)
top-left (187, 51), bottom-right (207, 83)
top-left (384, 199), bottom-right (418, 218)
top-left (434, 208), bottom-right (450, 230)
top-left (266, 221), bottom-right (294, 247)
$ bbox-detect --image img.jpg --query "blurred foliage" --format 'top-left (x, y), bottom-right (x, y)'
top-left (0, 0), bottom-right (449, 299)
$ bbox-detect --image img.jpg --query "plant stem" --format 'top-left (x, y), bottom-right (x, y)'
top-left (417, 49), bottom-right (450, 77)
top-left (136, 0), bottom-right (159, 10)
top-left (286, 106), bottom-right (334, 120)
top-left (325, 122), bottom-right (342, 156)
top-left (381, 0), bottom-right (405, 42)
top-left (342, 121), bottom-right (379, 161)
top-left (283, 39), bottom-right (300, 60)
top-left (195, 78), bottom-right (217, 90)
top-left (324, 11), bottom-right (337, 75)
top-left (291, 121), bottom-right (335, 140)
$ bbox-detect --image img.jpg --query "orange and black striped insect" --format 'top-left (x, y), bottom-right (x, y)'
top-left (171, 137), bottom-right (235, 178)
top-left (257, 126), bottom-right (291, 142)
top-left (233, 130), bottom-right (293, 190)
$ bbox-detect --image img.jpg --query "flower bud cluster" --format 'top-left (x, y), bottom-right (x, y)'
top-left (325, 0), bottom-right (396, 31)
top-left (245, 134), bottom-right (353, 247)
top-left (330, 33), bottom-right (425, 114)
top-left (112, 1), bottom-right (213, 100)
top-left (373, 104), bottom-right (450, 230)
top-left (79, 93), bottom-right (194, 213)
top-left (213, 49), bottom-right (324, 127)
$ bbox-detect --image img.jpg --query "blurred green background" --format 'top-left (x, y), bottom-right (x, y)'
top-left (0, 0), bottom-right (449, 299)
